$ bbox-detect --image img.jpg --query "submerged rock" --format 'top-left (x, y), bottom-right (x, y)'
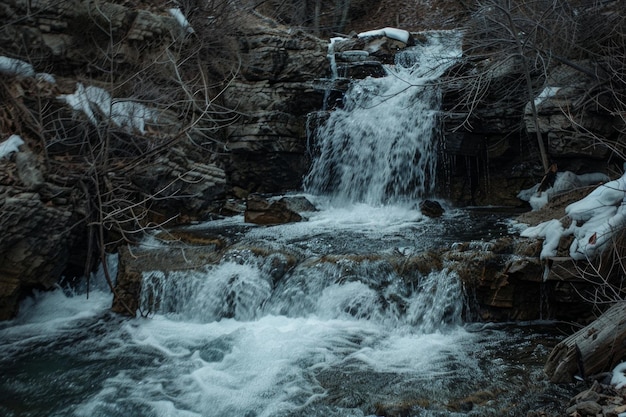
top-left (419, 200), bottom-right (445, 218)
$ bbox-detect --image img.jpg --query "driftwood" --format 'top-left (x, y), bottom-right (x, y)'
top-left (544, 302), bottom-right (626, 383)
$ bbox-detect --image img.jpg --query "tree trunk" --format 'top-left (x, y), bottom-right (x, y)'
top-left (544, 302), bottom-right (626, 383)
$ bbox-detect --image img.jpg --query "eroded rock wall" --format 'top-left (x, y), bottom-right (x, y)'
top-left (0, 1), bottom-right (327, 319)
top-left (442, 59), bottom-right (624, 207)
top-left (223, 23), bottom-right (327, 192)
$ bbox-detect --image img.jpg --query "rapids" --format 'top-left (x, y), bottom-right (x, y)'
top-left (0, 204), bottom-right (575, 417)
top-left (0, 31), bottom-right (576, 417)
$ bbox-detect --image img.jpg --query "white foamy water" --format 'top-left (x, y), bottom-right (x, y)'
top-left (0, 204), bottom-right (570, 417)
top-left (305, 31), bottom-right (462, 204)
top-left (0, 30), bottom-right (571, 417)
top-left (67, 314), bottom-right (478, 417)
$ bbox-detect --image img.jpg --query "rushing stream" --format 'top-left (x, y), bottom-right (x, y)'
top-left (305, 30), bottom-right (461, 204)
top-left (0, 31), bottom-right (576, 416)
top-left (0, 205), bottom-right (575, 417)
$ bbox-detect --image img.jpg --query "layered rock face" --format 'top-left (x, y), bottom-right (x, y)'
top-left (0, 1), bottom-right (327, 318)
top-left (222, 23), bottom-right (327, 193)
top-left (442, 57), bottom-right (624, 207)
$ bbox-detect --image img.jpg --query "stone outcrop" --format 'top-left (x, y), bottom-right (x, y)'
top-left (441, 56), bottom-right (623, 207)
top-left (524, 63), bottom-right (621, 160)
top-left (223, 22), bottom-right (327, 193)
top-left (0, 1), bottom-right (329, 318)
top-left (0, 186), bottom-right (84, 319)
top-left (0, 0), bottom-right (186, 75)
top-left (244, 194), bottom-right (315, 225)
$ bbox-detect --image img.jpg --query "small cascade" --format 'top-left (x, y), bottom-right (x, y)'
top-left (305, 31), bottom-right (462, 205)
top-left (405, 269), bottom-right (465, 333)
top-left (139, 250), bottom-right (466, 333)
top-left (140, 262), bottom-right (272, 322)
top-left (327, 36), bottom-right (341, 80)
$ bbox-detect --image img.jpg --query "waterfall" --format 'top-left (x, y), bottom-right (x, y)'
top-left (305, 31), bottom-right (462, 205)
top-left (139, 250), bottom-right (466, 333)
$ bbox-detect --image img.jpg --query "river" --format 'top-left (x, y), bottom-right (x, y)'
top-left (0, 30), bottom-right (576, 417)
top-left (0, 202), bottom-right (575, 417)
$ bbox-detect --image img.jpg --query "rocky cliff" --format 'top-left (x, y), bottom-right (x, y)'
top-left (1, 0), bottom-right (624, 321)
top-left (0, 0), bottom-right (327, 318)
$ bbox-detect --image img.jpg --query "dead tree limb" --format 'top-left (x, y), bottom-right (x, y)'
top-left (544, 302), bottom-right (626, 383)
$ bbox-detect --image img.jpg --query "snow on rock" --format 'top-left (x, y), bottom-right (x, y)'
top-left (533, 86), bottom-right (561, 107)
top-left (169, 8), bottom-right (194, 33)
top-left (58, 83), bottom-right (157, 133)
top-left (0, 56), bottom-right (35, 77)
top-left (518, 171), bottom-right (609, 211)
top-left (611, 362), bottom-right (626, 389)
top-left (520, 171), bottom-right (626, 263)
top-left (566, 174), bottom-right (626, 221)
top-left (0, 135), bottom-right (25, 159)
top-left (58, 83), bottom-right (110, 125)
top-left (110, 101), bottom-right (157, 134)
top-left (520, 219), bottom-right (565, 259)
top-left (358, 27), bottom-right (411, 44)
top-left (566, 174), bottom-right (626, 260)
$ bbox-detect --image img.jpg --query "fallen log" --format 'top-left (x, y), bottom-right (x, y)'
top-left (544, 302), bottom-right (626, 383)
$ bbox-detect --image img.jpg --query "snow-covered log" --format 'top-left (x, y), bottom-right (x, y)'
top-left (544, 302), bottom-right (626, 383)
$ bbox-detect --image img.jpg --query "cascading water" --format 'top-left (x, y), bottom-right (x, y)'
top-left (139, 252), bottom-right (465, 332)
top-left (305, 31), bottom-right (463, 205)
top-left (0, 31), bottom-right (575, 417)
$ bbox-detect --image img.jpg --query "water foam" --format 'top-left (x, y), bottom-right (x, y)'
top-left (70, 311), bottom-right (479, 417)
top-left (305, 31), bottom-right (462, 204)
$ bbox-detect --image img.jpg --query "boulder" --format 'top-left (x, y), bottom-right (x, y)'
top-left (244, 194), bottom-right (303, 225)
top-left (281, 195), bottom-right (317, 212)
top-left (0, 187), bottom-right (82, 319)
top-left (419, 200), bottom-right (445, 218)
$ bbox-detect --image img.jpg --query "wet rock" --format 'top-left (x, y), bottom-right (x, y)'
top-left (280, 195), bottom-right (317, 212)
top-left (112, 242), bottom-right (223, 316)
top-left (0, 187), bottom-right (82, 319)
top-left (565, 400), bottom-right (602, 416)
top-left (336, 61), bottom-right (386, 79)
top-left (419, 200), bottom-right (444, 218)
top-left (244, 194), bottom-right (303, 225)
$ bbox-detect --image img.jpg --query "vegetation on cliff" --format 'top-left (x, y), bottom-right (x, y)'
top-left (1, 0), bottom-right (625, 321)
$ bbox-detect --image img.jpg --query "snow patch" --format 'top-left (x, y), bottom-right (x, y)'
top-left (169, 8), bottom-right (194, 33)
top-left (0, 56), bottom-right (35, 77)
top-left (110, 101), bottom-right (157, 134)
top-left (533, 86), bottom-right (561, 107)
top-left (612, 362), bottom-right (626, 389)
top-left (58, 83), bottom-right (157, 133)
top-left (0, 134), bottom-right (24, 159)
top-left (518, 171), bottom-right (609, 211)
top-left (358, 27), bottom-right (411, 44)
top-left (520, 172), bottom-right (626, 262)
